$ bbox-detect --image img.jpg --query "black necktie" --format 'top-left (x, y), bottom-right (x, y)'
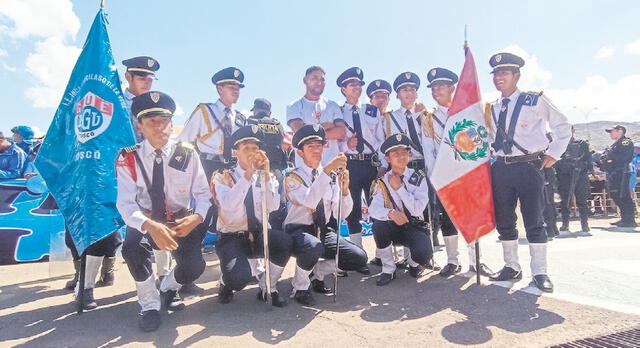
top-left (244, 185), bottom-right (260, 233)
top-left (222, 107), bottom-right (233, 161)
top-left (352, 105), bottom-right (365, 153)
top-left (310, 169), bottom-right (326, 227)
top-left (398, 175), bottom-right (414, 218)
top-left (493, 98), bottom-right (511, 153)
top-left (405, 109), bottom-right (422, 155)
top-left (150, 149), bottom-right (166, 221)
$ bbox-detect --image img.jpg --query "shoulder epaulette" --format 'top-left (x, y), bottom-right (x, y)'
top-left (285, 170), bottom-right (307, 187)
top-left (484, 103), bottom-right (493, 132)
top-left (364, 104), bottom-right (378, 117)
top-left (122, 145), bottom-right (138, 153)
top-left (178, 142), bottom-right (195, 150)
top-left (522, 91), bottom-right (542, 106)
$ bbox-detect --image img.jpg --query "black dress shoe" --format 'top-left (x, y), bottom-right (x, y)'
top-left (376, 272), bottom-right (396, 286)
top-left (257, 290), bottom-right (288, 307)
top-left (424, 258), bottom-right (441, 271)
top-left (179, 282), bottom-right (204, 297)
top-left (581, 222), bottom-right (590, 232)
top-left (161, 290), bottom-right (185, 311)
top-left (218, 285), bottom-right (234, 304)
top-left (369, 258), bottom-right (382, 266)
top-left (395, 259), bottom-right (408, 269)
top-left (610, 219), bottom-right (624, 226)
top-left (81, 288), bottom-right (98, 310)
top-left (408, 265), bottom-right (423, 278)
top-left (311, 279), bottom-right (332, 294)
top-left (139, 310), bottom-right (161, 332)
top-left (559, 224), bottom-right (569, 232)
top-left (489, 266), bottom-right (522, 281)
top-left (294, 290), bottom-right (315, 306)
top-left (469, 263), bottom-right (494, 277)
top-left (439, 263), bottom-right (462, 277)
top-left (618, 221), bottom-right (637, 228)
top-left (95, 271), bottom-right (114, 287)
top-left (336, 270), bottom-right (348, 277)
top-left (355, 265), bottom-right (371, 275)
top-left (546, 234), bottom-right (554, 241)
top-left (533, 274), bottom-right (554, 293)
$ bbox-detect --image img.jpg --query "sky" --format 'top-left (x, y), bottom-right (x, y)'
top-left (1, 0), bottom-right (639, 137)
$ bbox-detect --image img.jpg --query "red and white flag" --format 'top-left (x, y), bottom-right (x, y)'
top-left (430, 46), bottom-right (495, 243)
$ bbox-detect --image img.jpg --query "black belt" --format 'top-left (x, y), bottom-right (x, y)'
top-left (217, 231), bottom-right (251, 239)
top-left (201, 152), bottom-right (236, 164)
top-left (142, 208), bottom-right (194, 226)
top-left (346, 153), bottom-right (374, 161)
top-left (495, 151), bottom-right (543, 164)
top-left (407, 159), bottom-right (425, 170)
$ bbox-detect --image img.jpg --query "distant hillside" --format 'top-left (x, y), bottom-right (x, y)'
top-left (572, 121), bottom-right (640, 152)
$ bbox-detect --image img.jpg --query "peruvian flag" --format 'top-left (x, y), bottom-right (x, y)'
top-left (429, 46), bottom-right (495, 243)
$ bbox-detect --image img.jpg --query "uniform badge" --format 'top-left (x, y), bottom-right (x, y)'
top-left (356, 68), bottom-right (361, 75)
top-left (233, 69), bottom-right (240, 78)
top-left (251, 124), bottom-right (259, 133)
top-left (150, 92), bottom-right (160, 103)
top-left (155, 156), bottom-right (162, 164)
top-left (622, 139), bottom-right (631, 146)
top-left (495, 54), bottom-right (502, 63)
top-left (430, 69), bottom-right (436, 77)
top-left (375, 80), bottom-right (381, 87)
top-left (395, 134), bottom-right (402, 141)
top-left (313, 124), bottom-right (321, 132)
top-left (405, 72), bottom-right (412, 79)
top-left (147, 59), bottom-right (154, 68)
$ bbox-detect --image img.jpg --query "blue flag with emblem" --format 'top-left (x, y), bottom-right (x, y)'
top-left (35, 9), bottom-right (135, 256)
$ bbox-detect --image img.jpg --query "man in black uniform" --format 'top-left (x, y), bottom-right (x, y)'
top-left (556, 126), bottom-right (593, 232)
top-left (600, 125), bottom-right (636, 227)
top-left (246, 98), bottom-right (288, 230)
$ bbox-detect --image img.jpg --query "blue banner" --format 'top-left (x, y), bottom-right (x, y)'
top-left (35, 10), bottom-right (135, 256)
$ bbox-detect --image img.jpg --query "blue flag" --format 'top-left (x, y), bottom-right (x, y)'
top-left (35, 10), bottom-right (135, 256)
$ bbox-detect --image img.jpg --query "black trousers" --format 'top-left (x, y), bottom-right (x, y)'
top-left (345, 159), bottom-right (377, 235)
top-left (215, 229), bottom-right (291, 291)
top-left (65, 228), bottom-right (122, 260)
top-left (285, 224), bottom-right (367, 271)
top-left (371, 219), bottom-right (433, 265)
top-left (268, 170), bottom-right (288, 231)
top-left (122, 225), bottom-right (205, 284)
top-left (607, 170), bottom-right (636, 223)
top-left (557, 171), bottom-right (591, 223)
top-left (542, 167), bottom-right (559, 237)
top-left (491, 160), bottom-right (547, 243)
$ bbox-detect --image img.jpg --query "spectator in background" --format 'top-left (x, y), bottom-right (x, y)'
top-left (11, 125), bottom-right (35, 156)
top-left (0, 131), bottom-right (27, 179)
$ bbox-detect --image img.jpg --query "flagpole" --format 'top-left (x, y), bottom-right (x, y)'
top-left (77, 253), bottom-right (86, 314)
top-left (475, 240), bottom-right (481, 285)
top-left (463, 24), bottom-right (481, 286)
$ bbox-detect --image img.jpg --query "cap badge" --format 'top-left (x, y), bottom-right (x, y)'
top-left (313, 124), bottom-right (321, 132)
top-left (375, 80), bottom-right (381, 87)
top-left (430, 69), bottom-right (436, 77)
top-left (233, 69), bottom-right (240, 78)
top-left (150, 92), bottom-right (160, 103)
top-left (495, 54), bottom-right (502, 63)
top-left (395, 134), bottom-right (402, 141)
top-left (405, 72), bottom-right (411, 79)
top-left (356, 68), bottom-right (361, 75)
top-left (147, 59), bottom-right (154, 68)
top-left (251, 125), bottom-right (259, 133)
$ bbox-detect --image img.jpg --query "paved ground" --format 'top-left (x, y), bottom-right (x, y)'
top-left (1, 217), bottom-right (639, 347)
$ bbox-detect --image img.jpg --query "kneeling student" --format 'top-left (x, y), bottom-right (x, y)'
top-left (369, 134), bottom-right (434, 286)
top-left (211, 126), bottom-right (293, 307)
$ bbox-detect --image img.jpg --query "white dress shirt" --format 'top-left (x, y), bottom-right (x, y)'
top-left (116, 139), bottom-right (212, 233)
top-left (213, 165), bottom-right (279, 233)
top-left (177, 99), bottom-right (244, 154)
top-left (368, 167), bottom-right (430, 221)
top-left (388, 106), bottom-right (424, 160)
top-left (338, 102), bottom-right (385, 155)
top-left (286, 96), bottom-right (343, 166)
top-left (421, 105), bottom-right (448, 177)
top-left (283, 163), bottom-right (353, 226)
top-left (489, 89), bottom-right (571, 160)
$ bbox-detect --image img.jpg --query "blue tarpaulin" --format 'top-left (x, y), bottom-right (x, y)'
top-left (35, 10), bottom-right (135, 256)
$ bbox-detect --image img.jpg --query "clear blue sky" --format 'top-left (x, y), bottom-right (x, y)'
top-left (1, 0), bottom-right (639, 137)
